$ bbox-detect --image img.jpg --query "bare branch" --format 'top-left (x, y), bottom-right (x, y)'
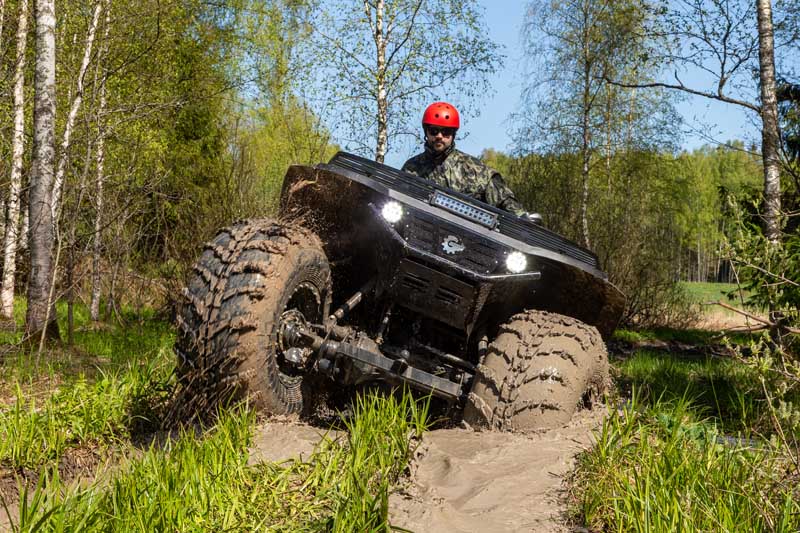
top-left (603, 72), bottom-right (761, 113)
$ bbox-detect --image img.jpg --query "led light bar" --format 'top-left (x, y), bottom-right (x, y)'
top-left (430, 191), bottom-right (498, 229)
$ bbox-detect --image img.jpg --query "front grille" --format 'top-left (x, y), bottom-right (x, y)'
top-left (403, 213), bottom-right (501, 275)
top-left (392, 259), bottom-right (476, 329)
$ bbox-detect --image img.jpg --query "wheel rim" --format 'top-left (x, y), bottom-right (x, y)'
top-left (276, 281), bottom-right (323, 386)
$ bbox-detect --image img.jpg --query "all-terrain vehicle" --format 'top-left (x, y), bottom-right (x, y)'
top-left (175, 152), bottom-right (625, 430)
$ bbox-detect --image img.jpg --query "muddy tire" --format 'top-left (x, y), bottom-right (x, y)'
top-left (174, 219), bottom-right (331, 416)
top-left (463, 310), bottom-right (608, 432)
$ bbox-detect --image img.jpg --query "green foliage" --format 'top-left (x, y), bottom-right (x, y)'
top-left (573, 397), bottom-right (800, 532)
top-left (11, 391), bottom-right (429, 532)
top-left (725, 198), bottom-right (800, 334)
top-left (483, 143), bottom-right (764, 326)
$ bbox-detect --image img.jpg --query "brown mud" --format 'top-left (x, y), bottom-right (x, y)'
top-left (389, 409), bottom-right (605, 533)
top-left (248, 410), bottom-right (605, 533)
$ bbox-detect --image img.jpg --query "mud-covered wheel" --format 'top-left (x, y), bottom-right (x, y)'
top-left (174, 219), bottom-right (331, 415)
top-left (463, 310), bottom-right (608, 432)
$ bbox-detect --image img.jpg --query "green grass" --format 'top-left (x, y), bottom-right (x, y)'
top-left (10, 391), bottom-right (429, 532)
top-left (575, 326), bottom-right (800, 532)
top-left (0, 298), bottom-right (174, 404)
top-left (0, 298), bottom-right (175, 469)
top-left (573, 397), bottom-right (799, 532)
top-left (613, 349), bottom-right (763, 433)
top-left (680, 281), bottom-right (764, 318)
top-left (613, 326), bottom-right (720, 345)
top-left (2, 296), bottom-right (431, 531)
top-left (0, 353), bottom-right (173, 469)
top-left (680, 281), bottom-right (750, 305)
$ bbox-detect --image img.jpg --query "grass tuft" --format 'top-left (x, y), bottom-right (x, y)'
top-left (572, 396), bottom-right (800, 532)
top-left (0, 353), bottom-right (174, 469)
top-left (9, 391), bottom-right (429, 532)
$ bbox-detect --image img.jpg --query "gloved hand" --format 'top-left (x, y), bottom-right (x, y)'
top-left (522, 212), bottom-right (542, 225)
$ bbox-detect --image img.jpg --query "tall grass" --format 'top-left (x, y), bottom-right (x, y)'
top-left (0, 353), bottom-right (173, 469)
top-left (614, 349), bottom-right (760, 432)
top-left (573, 396), bottom-right (800, 532)
top-left (10, 391), bottom-right (429, 532)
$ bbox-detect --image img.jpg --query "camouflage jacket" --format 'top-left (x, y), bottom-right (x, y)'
top-left (401, 145), bottom-right (525, 216)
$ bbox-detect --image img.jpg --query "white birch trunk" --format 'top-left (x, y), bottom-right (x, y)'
top-left (756, 0), bottom-right (782, 244)
top-left (0, 0), bottom-right (6, 57)
top-left (26, 0), bottom-right (59, 339)
top-left (51, 0), bottom-right (103, 220)
top-left (90, 1), bottom-right (110, 322)
top-left (1, 0), bottom-right (29, 319)
top-left (371, 0), bottom-right (388, 163)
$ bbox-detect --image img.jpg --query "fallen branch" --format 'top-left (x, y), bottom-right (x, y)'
top-left (705, 301), bottom-right (800, 335)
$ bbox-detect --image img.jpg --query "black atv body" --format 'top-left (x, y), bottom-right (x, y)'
top-left (176, 152), bottom-right (625, 430)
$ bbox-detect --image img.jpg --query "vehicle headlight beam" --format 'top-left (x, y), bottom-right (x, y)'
top-left (381, 201), bottom-right (403, 223)
top-left (506, 251), bottom-right (527, 273)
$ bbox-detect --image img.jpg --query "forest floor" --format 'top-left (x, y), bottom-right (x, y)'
top-left (1, 286), bottom-right (797, 531)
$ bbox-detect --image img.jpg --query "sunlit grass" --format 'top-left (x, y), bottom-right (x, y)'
top-left (613, 349), bottom-right (762, 433)
top-left (11, 391), bottom-right (429, 532)
top-left (572, 397), bottom-right (800, 532)
top-left (1, 297), bottom-right (432, 531)
top-left (0, 351), bottom-right (174, 469)
top-left (613, 326), bottom-right (720, 344)
top-left (0, 299), bottom-right (174, 404)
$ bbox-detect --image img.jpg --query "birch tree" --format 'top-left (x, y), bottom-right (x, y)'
top-left (517, 0), bottom-right (675, 249)
top-left (757, 0), bottom-right (782, 244)
top-left (51, 0), bottom-right (103, 220)
top-left (308, 0), bottom-right (501, 163)
top-left (1, 0), bottom-right (29, 319)
top-left (607, 0), bottom-right (789, 244)
top-left (0, 0), bottom-right (6, 57)
top-left (90, 0), bottom-right (110, 322)
top-left (27, 0), bottom-right (59, 341)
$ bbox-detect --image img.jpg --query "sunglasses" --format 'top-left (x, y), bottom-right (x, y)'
top-left (425, 126), bottom-right (456, 138)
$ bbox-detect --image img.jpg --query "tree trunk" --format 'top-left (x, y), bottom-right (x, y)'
top-left (371, 0), bottom-right (388, 163)
top-left (1, 0), bottom-right (29, 319)
top-left (66, 247), bottom-right (74, 345)
top-left (51, 0), bottom-right (103, 220)
top-left (756, 0), bottom-right (782, 244)
top-left (579, 1), bottom-right (592, 249)
top-left (19, 205), bottom-right (28, 252)
top-left (90, 1), bottom-right (110, 322)
top-left (581, 119), bottom-right (591, 249)
top-left (0, 0), bottom-right (6, 57)
top-left (26, 0), bottom-right (59, 342)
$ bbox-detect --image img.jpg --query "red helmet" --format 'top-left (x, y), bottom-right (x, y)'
top-left (422, 101), bottom-right (460, 129)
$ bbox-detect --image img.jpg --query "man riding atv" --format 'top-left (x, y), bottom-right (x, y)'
top-left (402, 101), bottom-right (525, 216)
top-left (174, 101), bottom-right (623, 432)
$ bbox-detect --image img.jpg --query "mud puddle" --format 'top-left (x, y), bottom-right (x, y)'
top-left (389, 409), bottom-right (605, 533)
top-left (248, 418), bottom-right (337, 465)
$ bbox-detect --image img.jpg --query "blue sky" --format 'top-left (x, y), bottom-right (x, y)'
top-left (385, 0), bottom-right (759, 167)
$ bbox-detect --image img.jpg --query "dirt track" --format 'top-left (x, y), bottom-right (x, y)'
top-left (0, 410), bottom-right (603, 532)
top-left (250, 408), bottom-right (606, 533)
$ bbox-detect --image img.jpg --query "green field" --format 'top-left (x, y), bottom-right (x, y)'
top-left (680, 281), bottom-right (759, 317)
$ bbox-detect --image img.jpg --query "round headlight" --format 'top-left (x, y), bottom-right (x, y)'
top-left (506, 251), bottom-right (527, 273)
top-left (381, 201), bottom-right (403, 223)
